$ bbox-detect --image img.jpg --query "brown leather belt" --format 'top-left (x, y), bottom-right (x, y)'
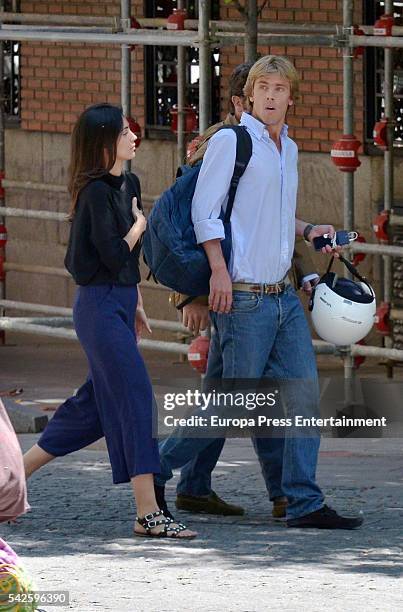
top-left (232, 278), bottom-right (289, 295)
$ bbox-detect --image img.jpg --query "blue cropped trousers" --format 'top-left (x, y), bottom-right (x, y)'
top-left (38, 284), bottom-right (160, 483)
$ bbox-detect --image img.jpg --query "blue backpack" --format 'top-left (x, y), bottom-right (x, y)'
top-left (142, 125), bottom-right (252, 297)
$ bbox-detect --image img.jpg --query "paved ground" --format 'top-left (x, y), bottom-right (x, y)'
top-left (1, 338), bottom-right (402, 612)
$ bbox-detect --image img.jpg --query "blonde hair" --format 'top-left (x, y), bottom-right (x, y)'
top-left (243, 55), bottom-right (300, 111)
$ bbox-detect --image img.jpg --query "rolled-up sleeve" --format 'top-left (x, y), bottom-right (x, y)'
top-left (191, 129), bottom-right (237, 244)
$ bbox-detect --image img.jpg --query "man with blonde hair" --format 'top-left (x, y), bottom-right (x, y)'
top-left (166, 61), bottom-right (320, 520)
top-left (156, 55), bottom-right (363, 529)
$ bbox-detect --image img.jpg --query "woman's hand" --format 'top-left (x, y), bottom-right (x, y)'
top-left (135, 306), bottom-right (152, 340)
top-left (124, 198), bottom-right (147, 250)
top-left (132, 197), bottom-right (147, 234)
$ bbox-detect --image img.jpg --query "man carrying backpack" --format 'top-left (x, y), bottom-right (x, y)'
top-left (155, 55), bottom-right (363, 529)
top-left (167, 62), bottom-right (320, 520)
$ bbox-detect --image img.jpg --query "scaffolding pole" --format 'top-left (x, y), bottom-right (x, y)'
top-left (198, 0), bottom-right (211, 133)
top-left (245, 0), bottom-right (258, 62)
top-left (5, 243), bottom-right (403, 280)
top-left (2, 13), bottom-right (403, 37)
top-left (0, 29), bottom-right (200, 46)
top-left (342, 0), bottom-right (355, 406)
top-left (2, 312), bottom-right (403, 362)
top-left (2, 25), bottom-right (116, 34)
top-left (348, 242), bottom-right (403, 258)
top-left (0, 207), bottom-right (66, 221)
top-left (348, 34), bottom-right (403, 48)
top-left (2, 179), bottom-right (158, 205)
top-left (383, 0), bottom-right (395, 376)
top-left (343, 1), bottom-right (355, 235)
top-left (0, 27), bottom-right (402, 49)
top-left (0, 12), bottom-right (118, 27)
top-left (120, 1), bottom-right (131, 172)
top-left (176, 0), bottom-right (186, 165)
top-left (216, 32), bottom-right (339, 47)
top-left (0, 317), bottom-right (191, 354)
top-left (0, 301), bottom-right (188, 333)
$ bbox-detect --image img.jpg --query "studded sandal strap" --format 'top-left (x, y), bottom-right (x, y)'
top-left (136, 510), bottom-right (167, 533)
top-left (136, 511), bottom-right (190, 537)
top-left (165, 520), bottom-right (189, 536)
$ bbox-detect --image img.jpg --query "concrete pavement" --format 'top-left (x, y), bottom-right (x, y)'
top-left (1, 339), bottom-right (402, 611)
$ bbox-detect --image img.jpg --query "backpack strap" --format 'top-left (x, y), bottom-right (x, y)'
top-left (145, 268), bottom-right (159, 284)
top-left (176, 295), bottom-right (196, 309)
top-left (218, 125), bottom-right (253, 224)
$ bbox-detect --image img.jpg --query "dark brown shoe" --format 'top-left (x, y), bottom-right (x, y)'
top-left (272, 496), bottom-right (288, 519)
top-left (176, 491), bottom-right (245, 516)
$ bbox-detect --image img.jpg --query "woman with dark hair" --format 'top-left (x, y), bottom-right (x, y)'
top-left (23, 104), bottom-right (195, 539)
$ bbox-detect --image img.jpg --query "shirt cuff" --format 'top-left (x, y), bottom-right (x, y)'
top-left (301, 273), bottom-right (319, 287)
top-left (194, 219), bottom-right (225, 244)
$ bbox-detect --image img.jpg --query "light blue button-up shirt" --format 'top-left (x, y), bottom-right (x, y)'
top-left (191, 112), bottom-right (298, 284)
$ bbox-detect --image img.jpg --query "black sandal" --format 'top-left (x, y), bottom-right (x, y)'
top-left (134, 510), bottom-right (196, 540)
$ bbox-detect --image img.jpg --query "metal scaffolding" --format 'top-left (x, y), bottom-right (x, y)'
top-left (0, 1), bottom-right (403, 386)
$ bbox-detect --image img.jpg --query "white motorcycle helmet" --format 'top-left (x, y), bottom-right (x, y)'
top-left (309, 255), bottom-right (376, 346)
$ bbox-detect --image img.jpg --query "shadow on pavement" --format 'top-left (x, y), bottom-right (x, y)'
top-left (2, 451), bottom-right (402, 580)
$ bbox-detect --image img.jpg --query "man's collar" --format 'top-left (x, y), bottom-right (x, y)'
top-left (240, 111), bottom-right (288, 140)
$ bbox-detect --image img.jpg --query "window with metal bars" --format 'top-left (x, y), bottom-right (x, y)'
top-left (2, 1), bottom-right (20, 123)
top-left (144, 1), bottom-right (220, 139)
top-left (364, 0), bottom-right (403, 151)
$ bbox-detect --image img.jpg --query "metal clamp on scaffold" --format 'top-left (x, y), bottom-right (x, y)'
top-left (373, 13), bottom-right (394, 36)
top-left (351, 234), bottom-right (367, 267)
top-left (330, 135), bottom-right (361, 172)
top-left (373, 118), bottom-right (388, 150)
top-left (129, 17), bottom-right (141, 51)
top-left (353, 25), bottom-right (365, 58)
top-left (0, 224), bottom-right (7, 249)
top-left (373, 210), bottom-right (390, 243)
top-left (170, 105), bottom-right (198, 134)
top-left (167, 8), bottom-right (187, 30)
top-left (375, 302), bottom-right (391, 336)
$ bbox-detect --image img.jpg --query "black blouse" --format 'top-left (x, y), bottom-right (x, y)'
top-left (65, 172), bottom-right (142, 286)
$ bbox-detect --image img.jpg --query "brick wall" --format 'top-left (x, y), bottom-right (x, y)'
top-left (20, 1), bottom-right (365, 152)
top-left (219, 0), bottom-right (364, 153)
top-left (20, 0), bottom-right (144, 133)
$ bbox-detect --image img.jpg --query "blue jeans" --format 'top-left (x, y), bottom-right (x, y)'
top-left (157, 285), bottom-right (324, 519)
